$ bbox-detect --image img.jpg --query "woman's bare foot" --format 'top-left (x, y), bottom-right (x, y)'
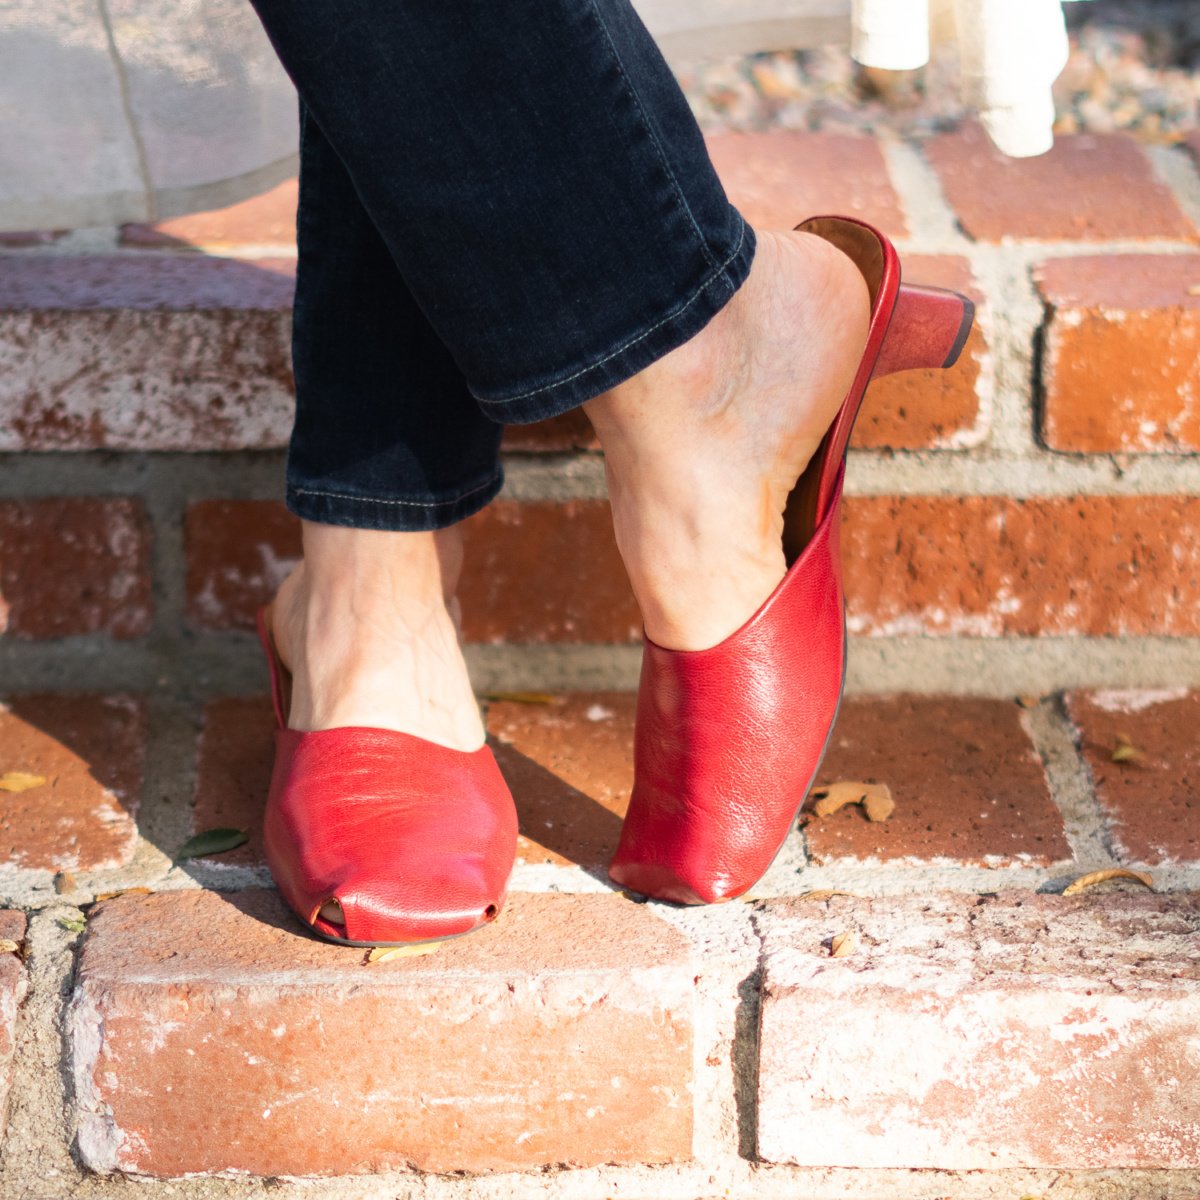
top-left (584, 229), bottom-right (870, 652)
top-left (269, 522), bottom-right (485, 752)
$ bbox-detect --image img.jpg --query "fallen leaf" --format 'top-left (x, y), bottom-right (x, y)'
top-left (830, 930), bottom-right (857, 958)
top-left (368, 942), bottom-right (442, 963)
top-left (177, 828), bottom-right (249, 859)
top-left (1188, 283), bottom-right (1200, 296)
top-left (862, 785), bottom-right (895, 823)
top-left (54, 872), bottom-right (77, 895)
top-left (798, 889), bottom-right (856, 902)
top-left (0, 772), bottom-right (46, 793)
top-left (810, 780), bottom-right (894, 821)
top-left (1017, 695), bottom-right (1043, 709)
top-left (0, 940), bottom-right (20, 955)
top-left (57, 917), bottom-right (86, 934)
top-left (94, 887), bottom-right (152, 902)
top-left (1062, 868), bottom-right (1154, 896)
top-left (482, 691), bottom-right (556, 705)
top-left (1111, 734), bottom-right (1146, 765)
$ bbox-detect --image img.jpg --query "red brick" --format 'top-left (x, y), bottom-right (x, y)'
top-left (191, 697), bottom-right (279, 867)
top-left (186, 499), bottom-right (639, 642)
top-left (488, 693), bottom-right (634, 870)
top-left (193, 692), bottom-right (636, 872)
top-left (924, 124), bottom-right (1196, 242)
top-left (72, 889), bottom-right (694, 1177)
top-left (805, 696), bottom-right (1067, 866)
top-left (843, 494), bottom-right (1200, 637)
top-left (1036, 254), bottom-right (1200, 453)
top-left (855, 255), bottom-right (987, 450)
top-left (0, 695), bottom-right (144, 871)
top-left (459, 500), bottom-right (639, 642)
top-left (758, 891), bottom-right (1200, 1168)
top-left (1065, 689), bottom-right (1200, 866)
top-left (706, 132), bottom-right (907, 238)
top-left (0, 499), bottom-right (152, 640)
top-left (0, 230), bottom-right (66, 247)
top-left (500, 408), bottom-right (600, 452)
top-left (120, 178), bottom-right (298, 251)
top-left (0, 911), bottom-right (27, 1142)
top-left (0, 257), bottom-right (295, 451)
top-left (184, 501), bottom-right (301, 633)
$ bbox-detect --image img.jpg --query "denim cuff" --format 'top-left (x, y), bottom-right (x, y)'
top-left (286, 468), bottom-right (504, 532)
top-left (474, 215), bottom-right (755, 426)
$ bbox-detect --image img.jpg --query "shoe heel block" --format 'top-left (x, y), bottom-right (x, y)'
top-left (871, 284), bottom-right (975, 377)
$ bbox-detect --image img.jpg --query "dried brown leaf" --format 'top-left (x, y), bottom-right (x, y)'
top-left (1017, 695), bottom-right (1043, 709)
top-left (798, 889), bottom-right (856, 902)
top-left (862, 784), bottom-right (895, 822)
top-left (368, 942), bottom-right (442, 963)
top-left (1062, 868), bottom-right (1154, 896)
top-left (810, 780), bottom-right (894, 821)
top-left (482, 691), bottom-right (557, 706)
top-left (54, 873), bottom-right (77, 895)
top-left (94, 887), bottom-right (152, 902)
top-left (830, 930), bottom-right (857, 958)
top-left (1112, 734), bottom-right (1147, 765)
top-left (0, 940), bottom-right (20, 955)
top-left (0, 772), bottom-right (46, 793)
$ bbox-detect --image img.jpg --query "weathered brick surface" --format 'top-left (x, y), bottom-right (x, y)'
top-left (0, 256), bottom-right (295, 450)
top-left (191, 697), bottom-right (279, 867)
top-left (0, 499), bottom-right (152, 640)
top-left (120, 178), bottom-right (299, 251)
top-left (185, 499), bottom-right (640, 641)
top-left (488, 693), bottom-right (634, 870)
top-left (501, 409), bottom-right (600, 452)
top-left (805, 697), bottom-right (1068, 866)
top-left (1036, 254), bottom-right (1200, 453)
top-left (0, 911), bottom-right (27, 1142)
top-left (707, 132), bottom-right (907, 237)
top-left (757, 891), bottom-right (1200, 1168)
top-left (184, 500), bottom-right (301, 633)
top-left (460, 501), bottom-right (639, 643)
top-left (1066, 689), bottom-right (1200, 866)
top-left (0, 695), bottom-right (144, 871)
top-left (924, 124), bottom-right (1196, 242)
top-left (72, 889), bottom-right (694, 1177)
top-left (842, 494), bottom-right (1200, 637)
top-left (856, 255), bottom-right (988, 450)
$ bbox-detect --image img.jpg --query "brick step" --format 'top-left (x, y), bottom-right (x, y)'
top-left (1, 688), bottom-right (1196, 882)
top-left (6, 490), bottom-right (1200, 646)
top-left (62, 887), bottom-right (1200, 1178)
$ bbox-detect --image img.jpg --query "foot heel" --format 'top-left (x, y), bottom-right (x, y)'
top-left (872, 284), bottom-right (974, 378)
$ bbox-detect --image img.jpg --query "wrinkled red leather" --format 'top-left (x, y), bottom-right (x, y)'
top-left (609, 216), bottom-right (971, 905)
top-left (256, 610), bottom-right (518, 944)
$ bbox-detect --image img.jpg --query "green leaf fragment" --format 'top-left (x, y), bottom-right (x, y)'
top-left (177, 828), bottom-right (250, 859)
top-left (57, 917), bottom-right (86, 934)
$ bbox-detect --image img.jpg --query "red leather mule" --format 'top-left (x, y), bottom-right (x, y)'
top-left (256, 606), bottom-right (518, 945)
top-left (608, 216), bottom-right (974, 905)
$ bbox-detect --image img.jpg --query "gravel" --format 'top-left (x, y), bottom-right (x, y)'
top-left (677, 0), bottom-right (1200, 144)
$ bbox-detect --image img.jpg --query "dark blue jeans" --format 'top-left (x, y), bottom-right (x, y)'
top-left (249, 0), bottom-right (755, 530)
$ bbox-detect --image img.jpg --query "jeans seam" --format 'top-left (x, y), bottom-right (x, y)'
top-left (587, 0), bottom-right (718, 273)
top-left (483, 214), bottom-right (747, 406)
top-left (290, 473), bottom-right (500, 508)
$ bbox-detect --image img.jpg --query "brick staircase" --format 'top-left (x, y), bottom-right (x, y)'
top-left (0, 126), bottom-right (1199, 1198)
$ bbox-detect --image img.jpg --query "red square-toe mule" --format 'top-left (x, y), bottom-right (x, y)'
top-left (256, 606), bottom-right (518, 945)
top-left (608, 216), bottom-right (974, 905)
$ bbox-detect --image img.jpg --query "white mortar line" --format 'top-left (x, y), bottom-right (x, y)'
top-left (1020, 697), bottom-right (1116, 870)
top-left (1146, 142), bottom-right (1200, 236)
top-left (877, 138), bottom-right (968, 253)
top-left (0, 908), bottom-right (86, 1195)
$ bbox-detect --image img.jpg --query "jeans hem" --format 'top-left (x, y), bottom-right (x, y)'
top-left (475, 214), bottom-right (755, 425)
top-left (286, 470), bottom-right (504, 532)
